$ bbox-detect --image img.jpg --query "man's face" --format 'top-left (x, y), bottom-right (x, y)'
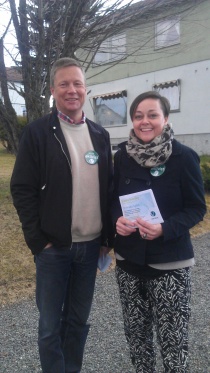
top-left (51, 66), bottom-right (86, 121)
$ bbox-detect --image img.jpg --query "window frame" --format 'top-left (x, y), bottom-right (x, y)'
top-left (92, 90), bottom-right (127, 127)
top-left (93, 33), bottom-right (127, 66)
top-left (155, 16), bottom-right (180, 50)
top-left (153, 80), bottom-right (181, 112)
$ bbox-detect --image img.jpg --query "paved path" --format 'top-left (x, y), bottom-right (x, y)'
top-left (1, 233), bottom-right (210, 372)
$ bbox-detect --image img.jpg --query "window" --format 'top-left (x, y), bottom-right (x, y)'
top-left (22, 107), bottom-right (27, 116)
top-left (93, 33), bottom-right (126, 65)
top-left (153, 80), bottom-right (181, 112)
top-left (155, 17), bottom-right (180, 49)
top-left (112, 145), bottom-right (120, 153)
top-left (93, 90), bottom-right (127, 127)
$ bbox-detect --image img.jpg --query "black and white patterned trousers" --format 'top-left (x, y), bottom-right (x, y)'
top-left (116, 266), bottom-right (191, 373)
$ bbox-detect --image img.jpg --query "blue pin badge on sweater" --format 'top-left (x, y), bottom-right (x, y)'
top-left (85, 150), bottom-right (99, 165)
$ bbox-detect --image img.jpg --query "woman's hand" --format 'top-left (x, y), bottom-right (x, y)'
top-left (135, 217), bottom-right (163, 240)
top-left (116, 216), bottom-right (137, 236)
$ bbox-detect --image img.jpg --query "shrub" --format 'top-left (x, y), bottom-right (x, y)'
top-left (201, 163), bottom-right (210, 192)
top-left (17, 115), bottom-right (27, 130)
top-left (200, 155), bottom-right (210, 192)
top-left (0, 115), bottom-right (27, 152)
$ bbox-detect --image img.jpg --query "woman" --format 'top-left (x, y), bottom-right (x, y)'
top-left (112, 91), bottom-right (206, 373)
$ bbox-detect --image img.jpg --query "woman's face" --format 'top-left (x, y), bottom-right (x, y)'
top-left (132, 98), bottom-right (168, 143)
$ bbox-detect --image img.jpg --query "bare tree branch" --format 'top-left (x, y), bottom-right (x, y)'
top-left (0, 0), bottom-right (207, 153)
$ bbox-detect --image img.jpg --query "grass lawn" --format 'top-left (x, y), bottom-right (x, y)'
top-left (0, 146), bottom-right (36, 305)
top-left (0, 146), bottom-right (209, 305)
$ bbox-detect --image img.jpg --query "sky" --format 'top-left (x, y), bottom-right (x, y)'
top-left (0, 0), bottom-right (18, 66)
top-left (0, 0), bottom-right (141, 67)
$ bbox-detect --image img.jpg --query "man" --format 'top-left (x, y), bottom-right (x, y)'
top-left (10, 57), bottom-right (114, 373)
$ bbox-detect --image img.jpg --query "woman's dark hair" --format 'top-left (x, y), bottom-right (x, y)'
top-left (130, 91), bottom-right (170, 120)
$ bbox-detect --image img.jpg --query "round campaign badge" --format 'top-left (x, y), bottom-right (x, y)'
top-left (84, 150), bottom-right (99, 165)
top-left (150, 164), bottom-right (166, 177)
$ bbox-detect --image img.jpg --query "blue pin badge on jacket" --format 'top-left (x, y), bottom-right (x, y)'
top-left (85, 150), bottom-right (99, 165)
top-left (150, 164), bottom-right (166, 177)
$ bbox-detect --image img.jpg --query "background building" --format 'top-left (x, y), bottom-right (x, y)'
top-left (83, 0), bottom-right (210, 155)
top-left (0, 67), bottom-right (26, 117)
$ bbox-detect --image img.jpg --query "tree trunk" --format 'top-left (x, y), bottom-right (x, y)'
top-left (0, 38), bottom-right (20, 154)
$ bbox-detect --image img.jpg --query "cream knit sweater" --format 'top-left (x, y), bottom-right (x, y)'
top-left (60, 118), bottom-right (102, 242)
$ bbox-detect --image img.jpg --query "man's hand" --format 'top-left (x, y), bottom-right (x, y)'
top-left (44, 242), bottom-right (53, 249)
top-left (99, 246), bottom-right (111, 257)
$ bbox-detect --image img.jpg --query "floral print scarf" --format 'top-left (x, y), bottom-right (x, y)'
top-left (126, 123), bottom-right (174, 168)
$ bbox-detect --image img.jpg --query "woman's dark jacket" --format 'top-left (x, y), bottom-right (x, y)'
top-left (10, 110), bottom-right (114, 255)
top-left (112, 140), bottom-right (206, 265)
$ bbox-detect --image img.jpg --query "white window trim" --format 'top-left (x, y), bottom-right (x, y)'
top-left (93, 33), bottom-right (126, 66)
top-left (92, 90), bottom-right (127, 127)
top-left (155, 16), bottom-right (180, 50)
top-left (153, 80), bottom-right (181, 112)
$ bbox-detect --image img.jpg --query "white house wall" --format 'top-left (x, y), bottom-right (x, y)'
top-left (8, 82), bottom-right (26, 116)
top-left (84, 59), bottom-right (210, 155)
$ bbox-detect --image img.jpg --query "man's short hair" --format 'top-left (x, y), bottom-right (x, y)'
top-left (50, 57), bottom-right (85, 87)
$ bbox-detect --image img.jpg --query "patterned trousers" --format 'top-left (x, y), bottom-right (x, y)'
top-left (116, 266), bottom-right (191, 373)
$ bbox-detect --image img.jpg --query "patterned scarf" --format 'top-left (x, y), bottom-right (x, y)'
top-left (126, 123), bottom-right (174, 168)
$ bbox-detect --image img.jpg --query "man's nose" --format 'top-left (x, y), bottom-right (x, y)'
top-left (67, 83), bottom-right (76, 92)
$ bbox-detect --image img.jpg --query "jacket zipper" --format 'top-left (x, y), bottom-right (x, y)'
top-left (54, 133), bottom-right (72, 172)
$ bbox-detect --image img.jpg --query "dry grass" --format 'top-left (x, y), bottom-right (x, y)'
top-left (0, 146), bottom-right (209, 306)
top-left (0, 148), bottom-right (36, 305)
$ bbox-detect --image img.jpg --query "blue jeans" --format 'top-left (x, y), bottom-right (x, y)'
top-left (35, 238), bottom-right (100, 373)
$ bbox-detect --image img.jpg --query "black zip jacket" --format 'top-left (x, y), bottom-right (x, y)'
top-left (112, 140), bottom-right (206, 265)
top-left (11, 110), bottom-right (114, 255)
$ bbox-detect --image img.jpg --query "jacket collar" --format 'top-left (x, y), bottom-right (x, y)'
top-left (86, 119), bottom-right (106, 157)
top-left (49, 111), bottom-right (106, 163)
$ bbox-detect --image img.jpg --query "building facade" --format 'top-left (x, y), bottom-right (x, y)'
top-left (83, 0), bottom-right (210, 155)
top-left (0, 67), bottom-right (26, 117)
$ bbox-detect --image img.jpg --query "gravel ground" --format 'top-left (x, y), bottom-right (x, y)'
top-left (1, 233), bottom-right (210, 373)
